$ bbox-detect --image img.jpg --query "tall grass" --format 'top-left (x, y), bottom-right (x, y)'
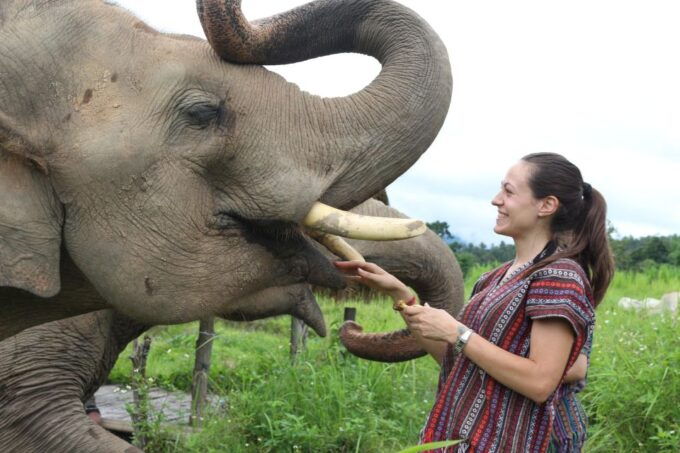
top-left (582, 265), bottom-right (679, 452)
top-left (108, 265), bottom-right (680, 452)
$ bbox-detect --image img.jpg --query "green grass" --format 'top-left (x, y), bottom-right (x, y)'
top-left (581, 265), bottom-right (680, 452)
top-left (109, 265), bottom-right (680, 452)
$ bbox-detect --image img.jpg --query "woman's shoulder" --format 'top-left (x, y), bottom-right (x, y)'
top-left (530, 258), bottom-right (588, 285)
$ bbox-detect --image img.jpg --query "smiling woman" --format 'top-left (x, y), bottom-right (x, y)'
top-left (337, 152), bottom-right (615, 452)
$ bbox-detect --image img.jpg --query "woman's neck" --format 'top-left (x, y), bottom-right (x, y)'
top-left (513, 230), bottom-right (552, 264)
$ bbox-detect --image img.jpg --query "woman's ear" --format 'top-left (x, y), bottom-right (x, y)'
top-left (0, 113), bottom-right (63, 297)
top-left (538, 195), bottom-right (559, 218)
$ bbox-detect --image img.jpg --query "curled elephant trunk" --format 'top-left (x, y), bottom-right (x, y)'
top-left (337, 200), bottom-right (465, 362)
top-left (197, 0), bottom-right (452, 210)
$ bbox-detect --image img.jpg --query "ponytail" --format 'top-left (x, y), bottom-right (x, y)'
top-left (565, 187), bottom-right (614, 304)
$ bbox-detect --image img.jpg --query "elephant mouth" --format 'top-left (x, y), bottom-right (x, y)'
top-left (215, 202), bottom-right (428, 336)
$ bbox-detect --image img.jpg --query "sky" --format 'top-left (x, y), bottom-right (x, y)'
top-left (114, 0), bottom-right (680, 245)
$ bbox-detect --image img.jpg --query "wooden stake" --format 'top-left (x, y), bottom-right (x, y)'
top-left (129, 335), bottom-right (152, 449)
top-left (290, 317), bottom-right (308, 363)
top-left (190, 317), bottom-right (215, 427)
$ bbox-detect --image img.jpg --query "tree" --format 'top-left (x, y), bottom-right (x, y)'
top-left (641, 236), bottom-right (670, 264)
top-left (426, 221), bottom-right (453, 241)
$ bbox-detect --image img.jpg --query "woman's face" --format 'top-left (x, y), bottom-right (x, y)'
top-left (491, 161), bottom-right (545, 239)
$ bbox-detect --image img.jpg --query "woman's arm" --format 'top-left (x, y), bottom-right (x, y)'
top-left (463, 318), bottom-right (573, 403)
top-left (403, 305), bottom-right (574, 404)
top-left (563, 353), bottom-right (587, 383)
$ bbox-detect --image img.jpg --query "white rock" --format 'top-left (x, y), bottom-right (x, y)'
top-left (618, 294), bottom-right (678, 314)
top-left (618, 297), bottom-right (642, 310)
top-left (660, 292), bottom-right (678, 313)
top-left (643, 298), bottom-right (662, 314)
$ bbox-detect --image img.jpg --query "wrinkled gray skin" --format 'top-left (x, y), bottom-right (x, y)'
top-left (0, 0), bottom-right (452, 343)
top-left (0, 310), bottom-right (147, 453)
top-left (0, 203), bottom-right (462, 452)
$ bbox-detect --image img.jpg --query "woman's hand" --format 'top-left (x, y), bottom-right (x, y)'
top-left (402, 304), bottom-right (463, 344)
top-left (333, 261), bottom-right (412, 301)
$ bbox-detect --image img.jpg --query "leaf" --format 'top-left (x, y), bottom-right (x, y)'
top-left (396, 439), bottom-right (462, 453)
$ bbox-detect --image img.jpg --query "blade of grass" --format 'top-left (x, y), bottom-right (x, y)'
top-left (397, 439), bottom-right (462, 453)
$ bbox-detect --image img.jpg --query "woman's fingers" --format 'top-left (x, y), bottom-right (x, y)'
top-left (358, 261), bottom-right (386, 274)
top-left (335, 260), bottom-right (409, 297)
top-left (402, 305), bottom-right (425, 316)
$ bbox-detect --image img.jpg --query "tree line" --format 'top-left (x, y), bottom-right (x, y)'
top-left (425, 221), bottom-right (680, 276)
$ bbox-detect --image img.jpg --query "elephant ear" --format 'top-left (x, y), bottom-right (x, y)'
top-left (0, 113), bottom-right (63, 297)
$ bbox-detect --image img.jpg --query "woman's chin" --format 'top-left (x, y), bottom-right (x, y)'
top-left (493, 225), bottom-right (511, 237)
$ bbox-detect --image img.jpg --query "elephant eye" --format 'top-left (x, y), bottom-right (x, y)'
top-left (167, 90), bottom-right (230, 141)
top-left (183, 101), bottom-right (222, 129)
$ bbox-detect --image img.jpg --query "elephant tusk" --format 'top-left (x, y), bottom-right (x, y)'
top-left (303, 202), bottom-right (426, 241)
top-left (307, 230), bottom-right (366, 262)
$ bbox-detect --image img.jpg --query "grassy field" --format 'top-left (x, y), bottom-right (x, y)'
top-left (109, 265), bottom-right (680, 452)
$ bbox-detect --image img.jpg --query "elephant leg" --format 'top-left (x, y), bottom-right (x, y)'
top-left (0, 398), bottom-right (138, 453)
top-left (0, 309), bottom-right (148, 452)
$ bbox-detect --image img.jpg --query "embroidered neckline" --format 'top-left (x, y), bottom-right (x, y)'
top-left (498, 260), bottom-right (533, 286)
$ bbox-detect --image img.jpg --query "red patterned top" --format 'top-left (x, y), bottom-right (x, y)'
top-left (420, 258), bottom-right (595, 453)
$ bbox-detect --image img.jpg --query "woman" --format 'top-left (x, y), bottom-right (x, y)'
top-left (335, 153), bottom-right (614, 452)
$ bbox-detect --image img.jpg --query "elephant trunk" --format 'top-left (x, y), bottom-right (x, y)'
top-left (197, 0), bottom-right (452, 210)
top-left (338, 200), bottom-right (465, 362)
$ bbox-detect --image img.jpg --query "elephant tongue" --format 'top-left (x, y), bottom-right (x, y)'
top-left (291, 286), bottom-right (326, 337)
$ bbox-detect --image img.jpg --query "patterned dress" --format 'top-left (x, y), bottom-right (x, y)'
top-left (547, 331), bottom-right (593, 452)
top-left (420, 258), bottom-right (595, 453)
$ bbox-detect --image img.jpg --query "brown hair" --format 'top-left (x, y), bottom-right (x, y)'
top-left (522, 152), bottom-right (614, 305)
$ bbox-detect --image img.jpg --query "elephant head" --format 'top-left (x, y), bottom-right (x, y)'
top-left (0, 0), bottom-right (452, 336)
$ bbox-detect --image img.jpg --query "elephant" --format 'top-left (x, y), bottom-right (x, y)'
top-left (0, 0), bottom-right (452, 349)
top-left (0, 200), bottom-right (462, 452)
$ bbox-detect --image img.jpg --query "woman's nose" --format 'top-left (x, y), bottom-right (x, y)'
top-left (491, 192), bottom-right (502, 206)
